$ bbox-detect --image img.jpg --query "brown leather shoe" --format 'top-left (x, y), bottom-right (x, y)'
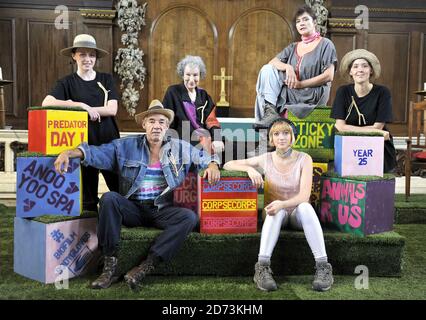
top-left (124, 258), bottom-right (155, 291)
top-left (90, 256), bottom-right (120, 289)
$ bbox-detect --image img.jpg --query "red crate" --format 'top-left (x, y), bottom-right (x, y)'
top-left (197, 174), bottom-right (258, 234)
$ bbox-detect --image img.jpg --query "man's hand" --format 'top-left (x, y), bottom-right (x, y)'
top-left (212, 140), bottom-right (225, 153)
top-left (203, 162), bottom-right (220, 185)
top-left (54, 149), bottom-right (84, 174)
top-left (54, 151), bottom-right (70, 174)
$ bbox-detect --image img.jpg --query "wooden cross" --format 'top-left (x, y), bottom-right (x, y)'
top-left (213, 67), bottom-right (233, 107)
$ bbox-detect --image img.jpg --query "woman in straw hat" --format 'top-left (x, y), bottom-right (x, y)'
top-left (331, 49), bottom-right (397, 173)
top-left (42, 34), bottom-right (120, 211)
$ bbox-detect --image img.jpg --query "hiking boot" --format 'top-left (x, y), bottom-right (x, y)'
top-left (253, 262), bottom-right (277, 291)
top-left (124, 257), bottom-right (156, 292)
top-left (312, 261), bottom-right (334, 291)
top-left (253, 102), bottom-right (281, 129)
top-left (90, 256), bottom-right (120, 289)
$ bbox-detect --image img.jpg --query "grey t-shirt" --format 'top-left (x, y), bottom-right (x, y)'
top-left (275, 37), bottom-right (337, 118)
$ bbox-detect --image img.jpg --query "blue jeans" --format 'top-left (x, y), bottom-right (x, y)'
top-left (82, 165), bottom-right (118, 211)
top-left (98, 191), bottom-right (198, 262)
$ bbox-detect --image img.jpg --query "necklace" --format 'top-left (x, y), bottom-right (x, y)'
top-left (276, 148), bottom-right (293, 159)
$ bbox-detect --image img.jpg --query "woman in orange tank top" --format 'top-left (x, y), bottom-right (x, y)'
top-left (224, 118), bottom-right (333, 292)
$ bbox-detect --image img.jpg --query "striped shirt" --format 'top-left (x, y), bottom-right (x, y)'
top-left (131, 161), bottom-right (167, 201)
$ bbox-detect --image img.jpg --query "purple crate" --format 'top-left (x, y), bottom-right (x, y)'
top-left (319, 175), bottom-right (395, 236)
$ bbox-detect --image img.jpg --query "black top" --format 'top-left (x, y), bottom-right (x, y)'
top-left (331, 84), bottom-right (397, 173)
top-left (162, 83), bottom-right (222, 144)
top-left (331, 84), bottom-right (392, 125)
top-left (49, 72), bottom-right (120, 146)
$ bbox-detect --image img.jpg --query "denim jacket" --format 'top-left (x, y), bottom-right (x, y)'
top-left (78, 134), bottom-right (220, 209)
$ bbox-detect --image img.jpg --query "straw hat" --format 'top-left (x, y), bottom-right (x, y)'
top-left (60, 34), bottom-right (109, 58)
top-left (135, 99), bottom-right (175, 128)
top-left (339, 49), bottom-right (381, 81)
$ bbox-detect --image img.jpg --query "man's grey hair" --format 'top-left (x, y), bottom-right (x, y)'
top-left (176, 55), bottom-right (207, 79)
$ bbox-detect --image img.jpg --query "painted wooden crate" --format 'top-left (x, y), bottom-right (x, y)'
top-left (173, 171), bottom-right (198, 213)
top-left (310, 162), bottom-right (329, 213)
top-left (288, 106), bottom-right (335, 161)
top-left (14, 216), bottom-right (99, 284)
top-left (319, 175), bottom-right (395, 236)
top-left (16, 156), bottom-right (82, 217)
top-left (28, 108), bottom-right (88, 155)
top-left (197, 171), bottom-right (258, 234)
top-left (334, 133), bottom-right (384, 177)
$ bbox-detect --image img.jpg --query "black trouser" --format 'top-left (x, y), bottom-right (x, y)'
top-left (82, 165), bottom-right (119, 211)
top-left (97, 191), bottom-right (198, 262)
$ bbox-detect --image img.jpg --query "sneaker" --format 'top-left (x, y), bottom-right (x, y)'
top-left (90, 256), bottom-right (120, 289)
top-left (124, 257), bottom-right (156, 292)
top-left (253, 262), bottom-right (278, 291)
top-left (312, 262), bottom-right (334, 291)
top-left (253, 103), bottom-right (281, 129)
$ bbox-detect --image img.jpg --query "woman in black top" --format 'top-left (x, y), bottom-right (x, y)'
top-left (331, 49), bottom-right (397, 173)
top-left (42, 34), bottom-right (119, 211)
top-left (162, 55), bottom-right (224, 154)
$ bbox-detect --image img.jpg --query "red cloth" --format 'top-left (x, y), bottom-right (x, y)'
top-left (414, 151), bottom-right (426, 162)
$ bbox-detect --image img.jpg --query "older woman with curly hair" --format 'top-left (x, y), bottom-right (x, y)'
top-left (162, 55), bottom-right (224, 154)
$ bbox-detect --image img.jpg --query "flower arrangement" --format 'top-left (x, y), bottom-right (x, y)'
top-left (114, 0), bottom-right (148, 117)
top-left (305, 0), bottom-right (329, 36)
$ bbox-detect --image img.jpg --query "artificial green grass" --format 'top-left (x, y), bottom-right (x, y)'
top-left (17, 152), bottom-right (58, 158)
top-left (323, 171), bottom-right (396, 181)
top-left (117, 228), bottom-right (404, 277)
top-left (32, 211), bottom-right (98, 224)
top-left (394, 208), bottom-right (426, 224)
top-left (335, 131), bottom-right (384, 137)
top-left (198, 170), bottom-right (250, 177)
top-left (1, 205), bottom-right (425, 300)
top-left (393, 194), bottom-right (426, 224)
top-left (28, 106), bottom-right (86, 112)
top-left (395, 194), bottom-right (426, 208)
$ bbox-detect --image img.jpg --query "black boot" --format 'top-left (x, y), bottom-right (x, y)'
top-left (124, 254), bottom-right (160, 291)
top-left (90, 256), bottom-right (120, 289)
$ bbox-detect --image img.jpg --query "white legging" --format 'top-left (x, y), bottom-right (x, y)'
top-left (258, 202), bottom-right (327, 262)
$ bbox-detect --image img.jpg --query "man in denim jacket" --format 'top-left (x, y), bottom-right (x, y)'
top-left (54, 99), bottom-right (221, 291)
